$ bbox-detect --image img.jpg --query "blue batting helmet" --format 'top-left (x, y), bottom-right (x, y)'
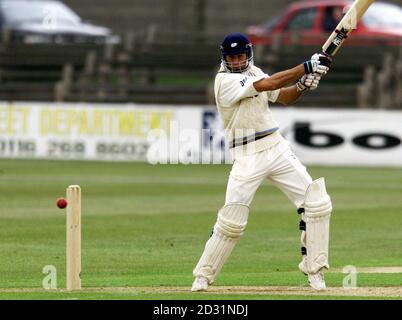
top-left (220, 32), bottom-right (254, 72)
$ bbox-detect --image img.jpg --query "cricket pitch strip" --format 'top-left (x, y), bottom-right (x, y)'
top-left (0, 286), bottom-right (402, 298)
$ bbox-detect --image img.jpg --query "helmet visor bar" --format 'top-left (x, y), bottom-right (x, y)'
top-left (221, 51), bottom-right (254, 73)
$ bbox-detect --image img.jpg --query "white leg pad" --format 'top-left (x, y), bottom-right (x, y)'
top-left (193, 203), bottom-right (249, 284)
top-left (304, 178), bottom-right (332, 274)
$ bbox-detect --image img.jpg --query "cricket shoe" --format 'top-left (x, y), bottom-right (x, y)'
top-left (298, 257), bottom-right (326, 291)
top-left (307, 271), bottom-right (326, 291)
top-left (191, 276), bottom-right (209, 292)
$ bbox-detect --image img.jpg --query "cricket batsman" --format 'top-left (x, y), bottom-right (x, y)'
top-left (191, 32), bottom-right (333, 291)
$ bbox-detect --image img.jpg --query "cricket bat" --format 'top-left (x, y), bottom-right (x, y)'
top-left (322, 0), bottom-right (375, 56)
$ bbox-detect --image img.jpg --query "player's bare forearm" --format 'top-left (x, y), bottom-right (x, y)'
top-left (276, 85), bottom-right (303, 105)
top-left (253, 65), bottom-right (305, 92)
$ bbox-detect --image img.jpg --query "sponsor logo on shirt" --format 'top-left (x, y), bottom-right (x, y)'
top-left (240, 77), bottom-right (248, 87)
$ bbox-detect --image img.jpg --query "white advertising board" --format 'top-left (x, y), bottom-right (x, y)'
top-left (1, 102), bottom-right (401, 167)
top-left (0, 102), bottom-right (202, 161)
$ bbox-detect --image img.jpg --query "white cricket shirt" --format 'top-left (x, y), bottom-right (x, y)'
top-left (214, 64), bottom-right (284, 159)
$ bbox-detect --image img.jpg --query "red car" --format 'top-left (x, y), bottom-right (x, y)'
top-left (246, 0), bottom-right (402, 47)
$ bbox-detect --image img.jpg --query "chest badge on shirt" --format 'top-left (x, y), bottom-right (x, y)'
top-left (240, 77), bottom-right (248, 87)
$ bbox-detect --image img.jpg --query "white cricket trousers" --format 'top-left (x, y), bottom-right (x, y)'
top-left (192, 138), bottom-right (313, 283)
top-left (226, 139), bottom-right (312, 208)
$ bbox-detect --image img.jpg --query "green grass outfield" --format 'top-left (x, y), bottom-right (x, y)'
top-left (0, 159), bottom-right (401, 300)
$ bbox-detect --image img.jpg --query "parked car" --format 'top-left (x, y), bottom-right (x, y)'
top-left (0, 0), bottom-right (120, 44)
top-left (246, 0), bottom-right (402, 47)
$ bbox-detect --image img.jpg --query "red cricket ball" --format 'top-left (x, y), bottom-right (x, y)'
top-left (56, 197), bottom-right (68, 209)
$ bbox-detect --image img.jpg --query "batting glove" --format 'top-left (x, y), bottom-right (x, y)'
top-left (304, 53), bottom-right (332, 76)
top-left (296, 74), bottom-right (321, 92)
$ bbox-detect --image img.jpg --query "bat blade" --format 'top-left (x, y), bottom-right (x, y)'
top-left (322, 0), bottom-right (374, 56)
